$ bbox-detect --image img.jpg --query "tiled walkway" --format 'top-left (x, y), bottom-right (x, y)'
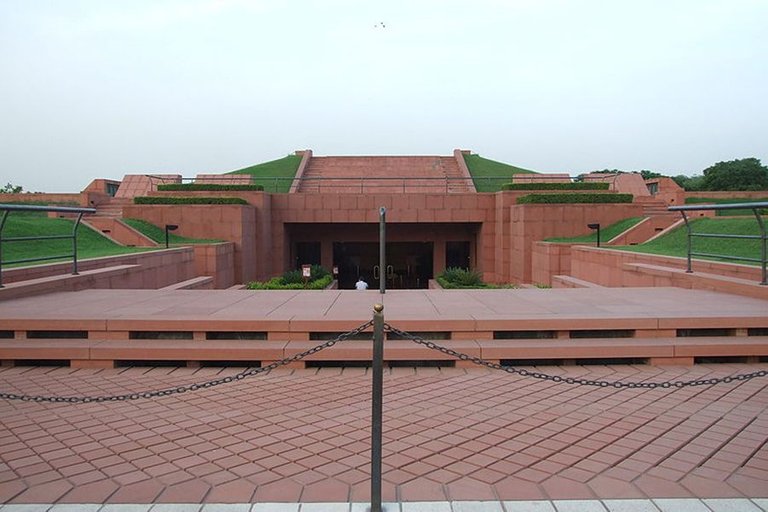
top-left (1, 364), bottom-right (767, 507)
top-left (1, 498), bottom-right (768, 511)
top-left (2, 287), bottom-right (767, 329)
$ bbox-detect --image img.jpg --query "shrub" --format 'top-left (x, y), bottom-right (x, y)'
top-left (247, 274), bottom-right (333, 290)
top-left (516, 193), bottom-right (633, 204)
top-left (156, 184), bottom-right (264, 191)
top-left (246, 265), bottom-right (333, 290)
top-left (437, 267), bottom-right (488, 289)
top-left (133, 197), bottom-right (248, 205)
top-left (501, 182), bottom-right (609, 191)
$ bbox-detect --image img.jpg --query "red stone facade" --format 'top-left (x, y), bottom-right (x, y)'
top-left (9, 151), bottom-right (763, 289)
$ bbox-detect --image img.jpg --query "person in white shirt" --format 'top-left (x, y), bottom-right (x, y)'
top-left (355, 277), bottom-right (369, 290)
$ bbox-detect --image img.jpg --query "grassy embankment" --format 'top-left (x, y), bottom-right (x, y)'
top-left (614, 218), bottom-right (762, 265)
top-left (2, 214), bottom-right (150, 266)
top-left (122, 219), bottom-right (222, 244)
top-left (463, 154), bottom-right (538, 192)
top-left (227, 154), bottom-right (302, 193)
top-left (547, 217), bottom-right (761, 266)
top-left (546, 218), bottom-right (644, 243)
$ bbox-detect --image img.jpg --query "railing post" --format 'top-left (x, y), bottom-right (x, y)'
top-left (72, 212), bottom-right (85, 275)
top-left (681, 211), bottom-right (693, 273)
top-left (370, 303), bottom-right (384, 512)
top-left (754, 207), bottom-right (767, 285)
top-left (0, 210), bottom-right (8, 288)
top-left (379, 207), bottom-right (386, 294)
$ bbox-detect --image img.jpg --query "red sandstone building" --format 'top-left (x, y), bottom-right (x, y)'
top-left (5, 149), bottom-right (764, 290)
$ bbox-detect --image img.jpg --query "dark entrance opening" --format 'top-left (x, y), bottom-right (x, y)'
top-left (333, 242), bottom-right (433, 289)
top-left (295, 241), bottom-right (321, 269)
top-left (446, 241), bottom-right (471, 270)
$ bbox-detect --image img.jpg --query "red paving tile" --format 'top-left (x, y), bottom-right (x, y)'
top-left (1, 364), bottom-right (767, 504)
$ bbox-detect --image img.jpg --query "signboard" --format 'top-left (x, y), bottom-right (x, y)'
top-left (301, 265), bottom-right (312, 278)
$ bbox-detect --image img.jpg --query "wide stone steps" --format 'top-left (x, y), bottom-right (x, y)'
top-left (298, 156), bottom-right (471, 193)
top-left (2, 288), bottom-right (766, 369)
top-left (1, 336), bottom-right (766, 369)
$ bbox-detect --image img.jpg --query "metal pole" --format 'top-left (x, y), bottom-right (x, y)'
top-left (379, 207), bottom-right (386, 294)
top-left (0, 210), bottom-right (8, 288)
top-left (370, 303), bottom-right (384, 512)
top-left (165, 225), bottom-right (170, 249)
top-left (596, 225), bottom-right (601, 248)
top-left (753, 208), bottom-right (767, 285)
top-left (72, 212), bottom-right (84, 275)
top-left (681, 211), bottom-right (692, 273)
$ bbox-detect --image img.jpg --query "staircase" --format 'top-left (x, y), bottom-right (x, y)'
top-left (297, 156), bottom-right (474, 194)
top-left (90, 197), bottom-right (133, 218)
top-left (639, 198), bottom-right (679, 218)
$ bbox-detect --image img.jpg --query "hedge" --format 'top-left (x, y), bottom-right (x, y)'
top-left (247, 274), bottom-right (333, 290)
top-left (516, 193), bottom-right (633, 204)
top-left (133, 197), bottom-right (248, 205)
top-left (157, 184), bottom-right (264, 191)
top-left (501, 182), bottom-right (610, 191)
top-left (247, 267), bottom-right (333, 290)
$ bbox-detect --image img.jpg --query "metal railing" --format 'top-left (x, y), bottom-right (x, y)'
top-left (0, 203), bottom-right (96, 288)
top-left (146, 174), bottom-right (540, 193)
top-left (668, 202), bottom-right (768, 285)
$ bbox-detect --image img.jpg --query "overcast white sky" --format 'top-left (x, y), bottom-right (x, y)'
top-left (1, 0), bottom-right (767, 192)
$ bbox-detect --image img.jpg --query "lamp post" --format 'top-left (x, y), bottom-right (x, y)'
top-left (379, 207), bottom-right (386, 294)
top-left (587, 223), bottom-right (601, 247)
top-left (165, 224), bottom-right (179, 248)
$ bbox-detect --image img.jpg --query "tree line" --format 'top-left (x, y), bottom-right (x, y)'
top-left (580, 157), bottom-right (768, 192)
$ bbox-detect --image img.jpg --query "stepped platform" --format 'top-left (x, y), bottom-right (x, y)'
top-left (297, 156), bottom-right (474, 194)
top-left (1, 287), bottom-right (766, 368)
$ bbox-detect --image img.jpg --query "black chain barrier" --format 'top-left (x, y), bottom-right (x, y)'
top-left (384, 323), bottom-right (768, 389)
top-left (0, 320), bottom-right (374, 403)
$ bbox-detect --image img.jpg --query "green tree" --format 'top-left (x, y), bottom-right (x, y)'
top-left (673, 174), bottom-right (705, 191)
top-left (575, 169), bottom-right (666, 182)
top-left (1, 182), bottom-right (23, 193)
top-left (701, 158), bottom-right (768, 191)
top-left (639, 170), bottom-right (664, 180)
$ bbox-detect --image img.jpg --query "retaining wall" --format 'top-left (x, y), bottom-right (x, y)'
top-left (569, 246), bottom-right (764, 286)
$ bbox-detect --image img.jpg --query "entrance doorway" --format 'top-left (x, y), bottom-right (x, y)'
top-left (333, 242), bottom-right (433, 289)
top-left (294, 242), bottom-right (321, 269)
top-left (446, 241), bottom-right (471, 270)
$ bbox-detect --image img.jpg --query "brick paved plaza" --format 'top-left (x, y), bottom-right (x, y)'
top-left (1, 361), bottom-right (767, 509)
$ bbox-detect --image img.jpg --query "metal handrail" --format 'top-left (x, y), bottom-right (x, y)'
top-left (668, 202), bottom-right (768, 285)
top-left (145, 174), bottom-right (557, 193)
top-left (0, 204), bottom-right (97, 288)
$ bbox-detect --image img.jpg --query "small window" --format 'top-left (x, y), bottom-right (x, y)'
top-left (27, 331), bottom-right (88, 339)
top-left (570, 330), bottom-right (634, 339)
top-left (494, 331), bottom-right (556, 339)
top-left (677, 329), bottom-right (735, 337)
top-left (129, 332), bottom-right (193, 340)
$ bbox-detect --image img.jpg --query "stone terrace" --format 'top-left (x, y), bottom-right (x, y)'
top-left (1, 288), bottom-right (767, 368)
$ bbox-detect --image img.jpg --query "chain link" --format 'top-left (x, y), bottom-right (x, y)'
top-left (384, 323), bottom-right (768, 389)
top-left (0, 320), bottom-right (374, 403)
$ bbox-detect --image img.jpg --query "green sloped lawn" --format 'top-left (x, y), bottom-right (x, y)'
top-left (227, 154), bottom-right (302, 193)
top-left (123, 219), bottom-right (222, 244)
top-left (613, 218), bottom-right (762, 265)
top-left (546, 217), bottom-right (644, 243)
top-left (463, 154), bottom-right (538, 192)
top-left (2, 216), bottom-right (151, 267)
